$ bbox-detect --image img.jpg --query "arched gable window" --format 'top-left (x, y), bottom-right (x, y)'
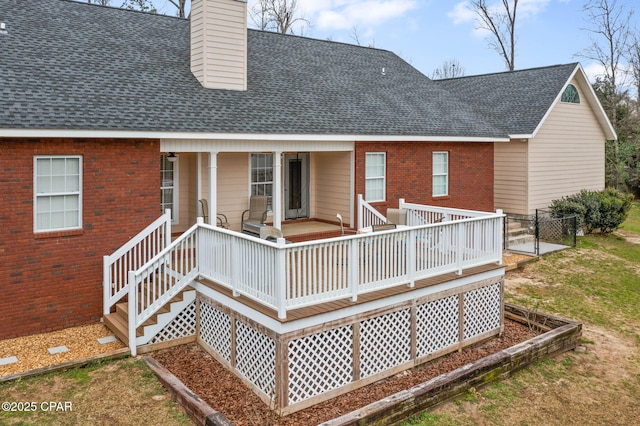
top-left (561, 84), bottom-right (580, 104)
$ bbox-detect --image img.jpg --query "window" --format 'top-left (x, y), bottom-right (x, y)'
top-left (561, 84), bottom-right (580, 104)
top-left (432, 152), bottom-right (448, 196)
top-left (365, 152), bottom-right (386, 202)
top-left (34, 156), bottom-right (82, 232)
top-left (161, 154), bottom-right (177, 221)
top-left (250, 153), bottom-right (273, 210)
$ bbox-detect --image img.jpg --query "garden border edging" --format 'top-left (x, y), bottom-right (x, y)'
top-left (147, 304), bottom-right (582, 426)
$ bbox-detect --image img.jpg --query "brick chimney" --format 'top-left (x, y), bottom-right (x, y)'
top-left (191, 0), bottom-right (248, 91)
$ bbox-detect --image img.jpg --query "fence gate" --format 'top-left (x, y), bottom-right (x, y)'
top-left (504, 210), bottom-right (577, 255)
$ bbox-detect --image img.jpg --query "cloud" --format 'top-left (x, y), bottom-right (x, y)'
top-left (448, 0), bottom-right (552, 26)
top-left (448, 1), bottom-right (475, 25)
top-left (583, 62), bottom-right (606, 83)
top-left (301, 0), bottom-right (419, 31)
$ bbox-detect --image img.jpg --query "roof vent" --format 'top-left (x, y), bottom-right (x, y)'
top-left (0, 23), bottom-right (6, 35)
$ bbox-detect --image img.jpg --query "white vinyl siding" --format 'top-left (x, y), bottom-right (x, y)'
top-left (190, 0), bottom-right (247, 90)
top-left (494, 141), bottom-right (528, 214)
top-left (34, 156), bottom-right (82, 232)
top-left (311, 152), bottom-right (351, 224)
top-left (365, 153), bottom-right (385, 202)
top-left (528, 88), bottom-right (605, 212)
top-left (432, 152), bottom-right (448, 196)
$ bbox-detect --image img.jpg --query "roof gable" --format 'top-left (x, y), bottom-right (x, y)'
top-left (435, 63), bottom-right (616, 140)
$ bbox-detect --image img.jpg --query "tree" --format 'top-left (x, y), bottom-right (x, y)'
top-left (86, 0), bottom-right (112, 5)
top-left (579, 0), bottom-right (634, 190)
top-left (166, 0), bottom-right (188, 18)
top-left (468, 0), bottom-right (518, 71)
top-left (249, 0), bottom-right (310, 35)
top-left (122, 0), bottom-right (156, 12)
top-left (431, 59), bottom-right (465, 79)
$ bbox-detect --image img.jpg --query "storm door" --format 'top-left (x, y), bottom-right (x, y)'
top-left (284, 153), bottom-right (310, 219)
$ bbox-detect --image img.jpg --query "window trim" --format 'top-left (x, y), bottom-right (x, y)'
top-left (33, 155), bottom-right (83, 233)
top-left (432, 151), bottom-right (449, 197)
top-left (161, 154), bottom-right (179, 224)
top-left (249, 153), bottom-right (274, 212)
top-left (561, 83), bottom-right (580, 104)
top-left (365, 152), bottom-right (386, 202)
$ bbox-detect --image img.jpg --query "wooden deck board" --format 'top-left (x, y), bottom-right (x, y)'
top-left (198, 263), bottom-right (502, 323)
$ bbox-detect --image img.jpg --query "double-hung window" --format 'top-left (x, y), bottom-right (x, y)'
top-left (432, 152), bottom-right (448, 197)
top-left (161, 154), bottom-right (177, 221)
top-left (250, 153), bottom-right (273, 210)
top-left (365, 152), bottom-right (386, 202)
top-left (34, 156), bottom-right (82, 232)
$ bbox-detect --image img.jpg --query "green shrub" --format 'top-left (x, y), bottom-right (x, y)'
top-left (549, 188), bottom-right (633, 234)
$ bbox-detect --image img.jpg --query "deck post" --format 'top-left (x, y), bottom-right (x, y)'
top-left (103, 255), bottom-right (110, 316)
top-left (128, 270), bottom-right (137, 357)
top-left (407, 228), bottom-right (416, 288)
top-left (275, 238), bottom-right (287, 319)
top-left (456, 222), bottom-right (465, 275)
top-left (349, 238), bottom-right (359, 302)
top-left (357, 194), bottom-right (363, 231)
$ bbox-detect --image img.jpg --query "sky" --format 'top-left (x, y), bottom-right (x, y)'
top-left (150, 0), bottom-right (639, 84)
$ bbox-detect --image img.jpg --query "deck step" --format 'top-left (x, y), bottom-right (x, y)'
top-left (104, 288), bottom-right (195, 347)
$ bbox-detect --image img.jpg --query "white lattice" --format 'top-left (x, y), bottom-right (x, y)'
top-left (199, 301), bottom-right (232, 362)
top-left (287, 325), bottom-right (353, 404)
top-left (359, 309), bottom-right (411, 378)
top-left (463, 282), bottom-right (502, 339)
top-left (235, 320), bottom-right (276, 397)
top-left (416, 295), bottom-right (459, 357)
top-left (148, 301), bottom-right (197, 344)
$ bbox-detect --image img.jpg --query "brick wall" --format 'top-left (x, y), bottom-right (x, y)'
top-left (0, 138), bottom-right (160, 339)
top-left (355, 141), bottom-right (494, 223)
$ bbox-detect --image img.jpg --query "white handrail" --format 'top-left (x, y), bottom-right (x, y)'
top-left (358, 194), bottom-right (387, 229)
top-left (103, 210), bottom-right (172, 315)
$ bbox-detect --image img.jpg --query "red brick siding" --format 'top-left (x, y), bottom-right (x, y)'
top-left (0, 138), bottom-right (160, 339)
top-left (355, 142), bottom-right (494, 223)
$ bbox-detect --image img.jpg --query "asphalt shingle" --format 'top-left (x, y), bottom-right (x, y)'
top-left (0, 0), bottom-right (575, 139)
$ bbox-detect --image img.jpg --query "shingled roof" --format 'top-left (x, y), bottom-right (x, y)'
top-left (0, 0), bottom-right (583, 140)
top-left (434, 63), bottom-right (579, 136)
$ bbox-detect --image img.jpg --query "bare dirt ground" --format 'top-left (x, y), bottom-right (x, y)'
top-left (154, 320), bottom-right (538, 426)
top-left (429, 258), bottom-right (640, 426)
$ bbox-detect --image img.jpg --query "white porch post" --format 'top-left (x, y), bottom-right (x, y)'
top-left (197, 152), bottom-right (202, 220)
top-left (208, 152), bottom-right (218, 226)
top-left (273, 151), bottom-right (282, 229)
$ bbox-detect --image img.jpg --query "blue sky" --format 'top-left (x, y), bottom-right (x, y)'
top-left (151, 0), bottom-right (639, 83)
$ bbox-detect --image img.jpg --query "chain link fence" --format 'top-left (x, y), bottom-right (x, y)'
top-left (504, 210), bottom-right (577, 255)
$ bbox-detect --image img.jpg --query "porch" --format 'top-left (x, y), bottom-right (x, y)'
top-left (103, 200), bottom-right (505, 414)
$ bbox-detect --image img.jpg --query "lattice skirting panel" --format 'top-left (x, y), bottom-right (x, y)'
top-left (148, 301), bottom-right (197, 344)
top-left (195, 275), bottom-right (503, 415)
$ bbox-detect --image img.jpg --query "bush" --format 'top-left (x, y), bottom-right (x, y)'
top-left (549, 188), bottom-right (633, 234)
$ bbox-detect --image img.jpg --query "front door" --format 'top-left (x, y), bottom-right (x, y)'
top-left (284, 153), bottom-right (310, 219)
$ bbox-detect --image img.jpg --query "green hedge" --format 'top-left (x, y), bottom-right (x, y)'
top-left (549, 188), bottom-right (633, 234)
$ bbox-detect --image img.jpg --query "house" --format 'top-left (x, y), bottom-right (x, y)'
top-left (436, 65), bottom-right (617, 215)
top-left (0, 0), bottom-right (613, 413)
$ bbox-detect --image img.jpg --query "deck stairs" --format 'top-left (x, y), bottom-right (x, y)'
top-left (104, 287), bottom-right (196, 347)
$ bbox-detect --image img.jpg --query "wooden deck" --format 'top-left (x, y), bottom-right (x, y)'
top-left (198, 263), bottom-right (502, 323)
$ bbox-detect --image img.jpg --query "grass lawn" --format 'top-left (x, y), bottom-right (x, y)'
top-left (0, 358), bottom-right (191, 426)
top-left (404, 201), bottom-right (640, 425)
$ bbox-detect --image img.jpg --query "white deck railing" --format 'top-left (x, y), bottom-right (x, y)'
top-left (109, 204), bottom-right (504, 354)
top-left (358, 194), bottom-right (387, 229)
top-left (103, 210), bottom-right (172, 315)
top-left (127, 222), bottom-right (200, 354)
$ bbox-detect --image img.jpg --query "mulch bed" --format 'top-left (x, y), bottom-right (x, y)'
top-left (153, 319), bottom-right (537, 426)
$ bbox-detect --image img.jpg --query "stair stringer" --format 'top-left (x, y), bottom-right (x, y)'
top-left (135, 289), bottom-right (196, 346)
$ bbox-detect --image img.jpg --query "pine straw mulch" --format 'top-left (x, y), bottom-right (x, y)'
top-left (154, 320), bottom-right (537, 426)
